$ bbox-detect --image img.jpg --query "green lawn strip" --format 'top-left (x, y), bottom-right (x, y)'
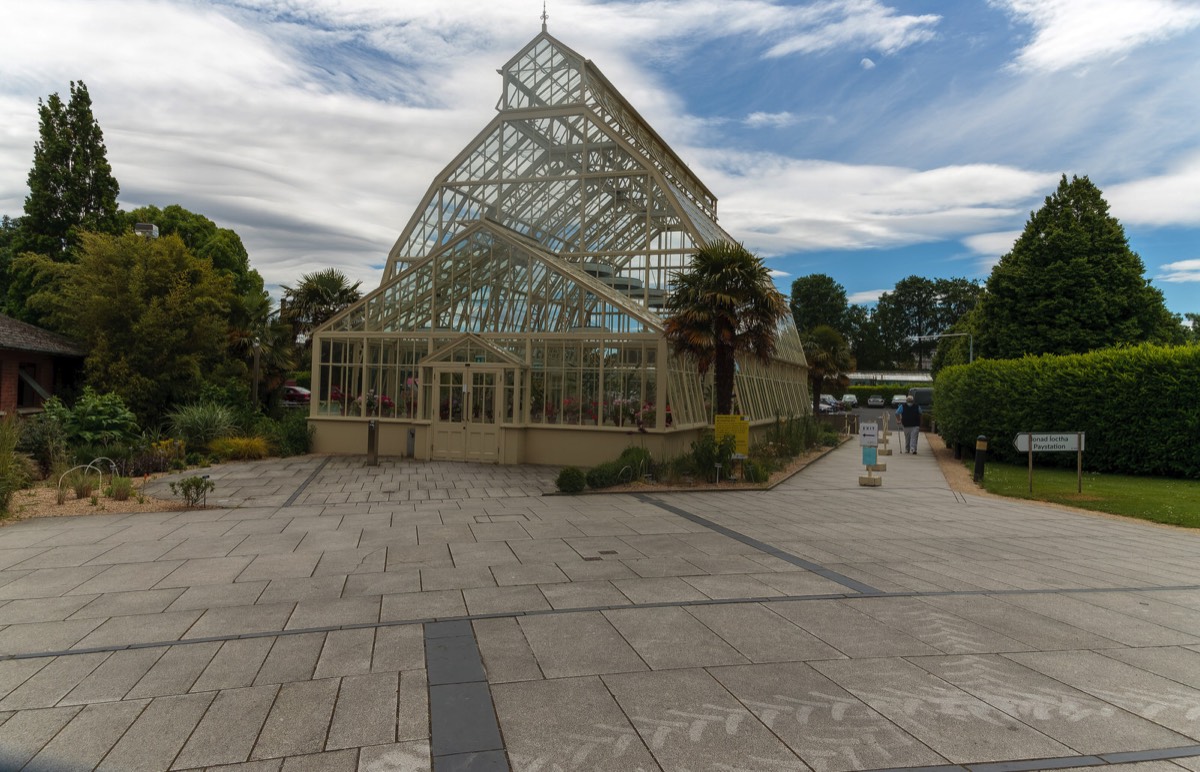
top-left (973, 460), bottom-right (1200, 528)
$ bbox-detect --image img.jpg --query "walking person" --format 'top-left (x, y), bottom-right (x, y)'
top-left (896, 394), bottom-right (922, 454)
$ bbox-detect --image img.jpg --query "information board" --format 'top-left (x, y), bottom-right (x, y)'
top-left (714, 415), bottom-right (750, 456)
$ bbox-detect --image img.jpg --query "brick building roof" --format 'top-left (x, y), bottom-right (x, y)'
top-left (0, 314), bottom-right (85, 357)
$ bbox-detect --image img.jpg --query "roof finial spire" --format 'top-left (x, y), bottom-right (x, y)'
top-left (541, 1), bottom-right (548, 32)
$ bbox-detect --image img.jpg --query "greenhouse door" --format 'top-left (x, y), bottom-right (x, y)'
top-left (432, 367), bottom-right (500, 462)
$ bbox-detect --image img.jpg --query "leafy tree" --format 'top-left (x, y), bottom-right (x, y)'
top-left (664, 240), bottom-right (789, 416)
top-left (2, 252), bottom-right (71, 326)
top-left (32, 232), bottom-right (236, 422)
top-left (1185, 313), bottom-right (1200, 344)
top-left (19, 81), bottom-right (121, 258)
top-left (803, 325), bottom-right (854, 412)
top-left (844, 304), bottom-right (892, 370)
top-left (121, 205), bottom-right (262, 296)
top-left (875, 275), bottom-right (982, 368)
top-left (977, 174), bottom-right (1181, 359)
top-left (281, 268), bottom-right (363, 352)
top-left (790, 274), bottom-right (848, 333)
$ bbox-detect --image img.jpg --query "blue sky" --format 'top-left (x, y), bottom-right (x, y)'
top-left (1, 0), bottom-right (1197, 316)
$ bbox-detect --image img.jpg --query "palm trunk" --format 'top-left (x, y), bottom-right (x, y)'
top-left (714, 344), bottom-right (737, 415)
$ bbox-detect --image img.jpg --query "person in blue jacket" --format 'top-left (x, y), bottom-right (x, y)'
top-left (896, 394), bottom-right (922, 454)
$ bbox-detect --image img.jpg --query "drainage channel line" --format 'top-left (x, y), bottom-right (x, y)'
top-left (635, 493), bottom-right (883, 595)
top-left (424, 620), bottom-right (510, 771)
top-left (7, 582), bottom-right (1200, 662)
top-left (283, 456), bottom-right (332, 507)
top-left (863, 743), bottom-right (1200, 772)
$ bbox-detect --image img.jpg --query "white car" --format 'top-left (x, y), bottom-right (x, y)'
top-left (867, 395), bottom-right (885, 407)
top-left (841, 394), bottom-right (858, 408)
top-left (891, 394), bottom-right (908, 406)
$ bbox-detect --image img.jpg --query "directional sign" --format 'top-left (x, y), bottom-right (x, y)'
top-left (859, 422), bottom-right (879, 447)
top-left (1013, 432), bottom-right (1085, 452)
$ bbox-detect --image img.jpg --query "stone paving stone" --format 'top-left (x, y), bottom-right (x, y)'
top-left (159, 536), bottom-right (247, 561)
top-left (296, 531), bottom-right (363, 554)
top-left (65, 560), bottom-right (185, 595)
top-left (357, 741), bottom-right (430, 772)
top-left (228, 533), bottom-right (305, 556)
top-left (844, 597), bottom-right (1030, 655)
top-left (314, 628), bottom-right (376, 679)
top-left (59, 647), bottom-right (166, 705)
top-left (914, 653), bottom-right (1192, 754)
top-left (463, 585), bottom-right (551, 615)
top-left (23, 698), bottom-right (148, 772)
top-left (69, 587), bottom-right (186, 619)
top-left (603, 606), bottom-right (749, 670)
top-left (429, 681), bottom-right (502, 757)
top-left (417, 524), bottom-right (475, 545)
top-left (79, 694), bottom-right (199, 771)
top-left (166, 580), bottom-right (268, 612)
top-left (254, 633), bottom-right (326, 686)
top-left (380, 589), bottom-right (467, 622)
top-left (621, 556), bottom-right (705, 578)
top-left (557, 558), bottom-right (638, 582)
top-left (604, 667), bottom-right (803, 770)
top-left (371, 625), bottom-right (425, 673)
top-left (918, 595), bottom-right (1128, 651)
top-left (171, 684), bottom-right (279, 769)
top-left (396, 669), bottom-right (429, 742)
top-left (72, 609), bottom-right (203, 649)
top-left (686, 603), bottom-right (845, 663)
top-left (156, 556), bottom-right (256, 587)
top-left (0, 652), bottom-right (109, 710)
top-left (490, 562), bottom-right (569, 587)
top-left (611, 576), bottom-right (709, 604)
top-left (287, 596), bottom-right (381, 629)
top-left (9, 544), bottom-right (116, 570)
top-left (506, 539), bottom-right (580, 565)
top-left (1101, 646), bottom-right (1200, 689)
top-left (314, 548), bottom-right (388, 576)
top-left (710, 661), bottom-right (949, 772)
top-left (0, 565), bottom-right (108, 599)
top-left (419, 565), bottom-right (497, 591)
top-left (473, 617), bottom-right (543, 684)
top-left (812, 657), bottom-right (1071, 763)
top-left (770, 599), bottom-right (941, 658)
top-left (190, 637), bottom-right (276, 692)
top-left (327, 671), bottom-right (400, 749)
top-left (127, 642), bottom-right (222, 699)
top-left (493, 676), bottom-right (658, 771)
top-left (680, 573), bottom-right (785, 600)
top-left (0, 548), bottom-right (51, 571)
top-left (281, 748), bottom-right (359, 771)
top-left (343, 570), bottom-right (422, 597)
top-left (998, 593), bottom-right (1200, 647)
top-left (0, 658), bottom-right (49, 700)
top-left (0, 705), bottom-right (83, 770)
top-left (517, 611), bottom-right (647, 678)
top-left (251, 677), bottom-right (340, 760)
top-left (0, 617), bottom-right (104, 654)
top-left (1071, 591), bottom-right (1200, 637)
top-left (750, 570), bottom-right (852, 596)
top-left (258, 575), bottom-right (348, 604)
top-left (539, 579), bottom-right (632, 609)
top-left (0, 595), bottom-right (97, 624)
top-left (1006, 649), bottom-right (1200, 740)
top-left (449, 542), bottom-right (519, 567)
top-left (185, 602), bottom-right (296, 639)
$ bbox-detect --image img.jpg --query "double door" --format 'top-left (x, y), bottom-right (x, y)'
top-left (431, 367), bottom-right (500, 462)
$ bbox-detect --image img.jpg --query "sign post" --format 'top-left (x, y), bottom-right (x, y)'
top-left (1013, 432), bottom-right (1085, 494)
top-left (859, 421), bottom-right (882, 486)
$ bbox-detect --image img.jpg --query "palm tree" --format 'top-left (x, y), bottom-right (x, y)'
top-left (280, 268), bottom-right (363, 355)
top-left (664, 240), bottom-right (789, 416)
top-left (803, 324), bottom-right (854, 413)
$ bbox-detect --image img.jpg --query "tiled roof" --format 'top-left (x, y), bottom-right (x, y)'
top-left (0, 314), bottom-right (86, 357)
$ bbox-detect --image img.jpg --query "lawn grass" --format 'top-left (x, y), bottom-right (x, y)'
top-left (976, 460), bottom-right (1200, 528)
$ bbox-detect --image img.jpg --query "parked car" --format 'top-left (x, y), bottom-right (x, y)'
top-left (908, 387), bottom-right (934, 409)
top-left (867, 395), bottom-right (885, 407)
top-left (282, 385), bottom-right (310, 407)
top-left (891, 393), bottom-right (907, 406)
top-left (841, 394), bottom-right (858, 408)
top-left (820, 394), bottom-right (842, 411)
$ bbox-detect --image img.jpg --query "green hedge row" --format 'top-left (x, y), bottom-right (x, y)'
top-left (935, 343), bottom-right (1200, 477)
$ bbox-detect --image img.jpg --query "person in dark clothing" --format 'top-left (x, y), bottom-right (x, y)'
top-left (896, 394), bottom-right (922, 454)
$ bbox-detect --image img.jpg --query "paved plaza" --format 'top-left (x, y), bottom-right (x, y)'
top-left (3, 438), bottom-right (1200, 771)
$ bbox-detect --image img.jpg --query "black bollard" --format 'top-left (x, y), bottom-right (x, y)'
top-left (973, 435), bottom-right (988, 482)
top-left (367, 419), bottom-right (378, 466)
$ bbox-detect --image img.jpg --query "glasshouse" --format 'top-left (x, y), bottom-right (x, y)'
top-left (309, 25), bottom-right (810, 465)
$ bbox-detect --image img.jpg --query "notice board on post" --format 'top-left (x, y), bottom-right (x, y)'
top-left (714, 414), bottom-right (750, 456)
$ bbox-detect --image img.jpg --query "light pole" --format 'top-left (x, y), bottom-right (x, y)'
top-left (251, 337), bottom-right (262, 408)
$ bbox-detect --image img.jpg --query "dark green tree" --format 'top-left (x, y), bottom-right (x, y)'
top-left (844, 304), bottom-right (892, 370)
top-left (20, 81), bottom-right (121, 258)
top-left (1185, 313), bottom-right (1200, 343)
top-left (977, 174), bottom-right (1180, 359)
top-left (280, 268), bottom-right (363, 360)
top-left (121, 205), bottom-right (262, 296)
top-left (789, 274), bottom-right (848, 333)
top-left (802, 324), bottom-right (854, 412)
top-left (664, 240), bottom-right (789, 415)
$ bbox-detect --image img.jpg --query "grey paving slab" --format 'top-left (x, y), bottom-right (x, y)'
top-left (254, 633), bottom-right (326, 686)
top-left (429, 681), bottom-right (503, 757)
top-left (60, 646), bottom-right (166, 705)
top-left (165, 580), bottom-right (267, 611)
top-left (472, 618), bottom-right (543, 684)
top-left (72, 609), bottom-right (203, 649)
top-left (0, 657), bottom-right (50, 700)
top-left (610, 576), bottom-right (708, 604)
top-left (1100, 646), bottom-right (1200, 690)
top-left (380, 589), bottom-right (467, 621)
top-left (9, 543), bottom-right (115, 570)
top-left (680, 572), bottom-right (785, 600)
top-left (0, 652), bottom-right (109, 710)
top-left (844, 597), bottom-right (1031, 654)
top-left (919, 594), bottom-right (1127, 650)
top-left (66, 560), bottom-right (186, 595)
top-left (357, 741), bottom-right (431, 772)
top-left (517, 611), bottom-right (647, 678)
top-left (281, 748), bottom-right (359, 771)
top-left (251, 677), bottom-right (340, 760)
top-left (421, 565), bottom-right (498, 591)
top-left (490, 562), bottom-right (569, 587)
top-left (709, 661), bottom-right (948, 772)
top-left (68, 587), bottom-right (186, 619)
top-left (396, 669), bottom-right (430, 742)
top-left (0, 594), bottom-right (97, 624)
top-left (343, 570), bottom-right (422, 597)
top-left (812, 657), bottom-right (1073, 763)
top-left (493, 676), bottom-right (658, 771)
top-left (258, 575), bottom-right (348, 604)
top-left (287, 596), bottom-right (380, 629)
top-left (22, 698), bottom-right (148, 772)
top-left (371, 624), bottom-right (425, 673)
top-left (127, 642), bottom-right (222, 699)
top-left (0, 705), bottom-right (83, 770)
top-left (327, 671), bottom-right (400, 749)
top-left (603, 606), bottom-right (750, 670)
top-left (0, 617), bottom-right (104, 654)
top-left (463, 584), bottom-right (551, 615)
top-left (156, 555), bottom-right (255, 587)
top-left (314, 547), bottom-right (387, 576)
top-left (237, 552), bottom-right (322, 583)
top-left (172, 684), bottom-right (280, 769)
top-left (686, 603), bottom-right (846, 663)
top-left (183, 601), bottom-right (296, 639)
top-left (539, 579), bottom-right (632, 609)
top-left (769, 599), bottom-right (941, 658)
top-left (314, 628), bottom-right (376, 679)
top-left (426, 630), bottom-right (486, 686)
top-left (97, 691), bottom-right (216, 771)
top-left (191, 637), bottom-right (276, 692)
top-left (998, 593), bottom-right (1200, 647)
top-left (604, 667), bottom-right (804, 770)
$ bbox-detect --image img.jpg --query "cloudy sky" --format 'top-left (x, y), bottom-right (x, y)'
top-left (1, 0), bottom-right (1198, 315)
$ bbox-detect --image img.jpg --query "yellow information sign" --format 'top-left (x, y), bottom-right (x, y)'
top-left (714, 414), bottom-right (750, 455)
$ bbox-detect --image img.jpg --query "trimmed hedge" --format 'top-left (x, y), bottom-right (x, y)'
top-left (936, 343), bottom-right (1200, 477)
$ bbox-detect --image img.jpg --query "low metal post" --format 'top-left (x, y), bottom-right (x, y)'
top-left (973, 435), bottom-right (988, 483)
top-left (367, 420), bottom-right (378, 466)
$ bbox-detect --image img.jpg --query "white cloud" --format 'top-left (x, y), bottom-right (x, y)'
top-left (849, 289), bottom-right (887, 304)
top-left (1157, 259), bottom-right (1200, 283)
top-left (860, 57), bottom-right (876, 69)
top-left (744, 111), bottom-right (798, 128)
top-left (993, 0), bottom-right (1200, 72)
top-left (1107, 152), bottom-right (1200, 226)
top-left (764, 0), bottom-right (940, 57)
top-left (768, 268), bottom-right (791, 278)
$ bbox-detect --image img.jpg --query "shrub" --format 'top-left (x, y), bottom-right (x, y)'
top-left (209, 436), bottom-right (270, 461)
top-left (66, 469), bottom-right (97, 500)
top-left (53, 389), bottom-right (140, 446)
top-left (107, 476), bottom-right (134, 501)
top-left (170, 475), bottom-right (215, 507)
top-left (0, 417), bottom-right (33, 516)
top-left (687, 431), bottom-right (736, 482)
top-left (585, 460), bottom-right (627, 489)
top-left (742, 458), bottom-right (771, 484)
top-left (556, 466), bottom-right (586, 493)
top-left (618, 446), bottom-right (654, 478)
top-left (18, 411), bottom-right (69, 478)
top-left (168, 402), bottom-right (238, 452)
top-left (276, 409), bottom-right (313, 457)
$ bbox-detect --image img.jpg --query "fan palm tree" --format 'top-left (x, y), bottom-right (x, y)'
top-left (664, 240), bottom-right (789, 416)
top-left (280, 268), bottom-right (363, 342)
top-left (803, 324), bottom-right (854, 413)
